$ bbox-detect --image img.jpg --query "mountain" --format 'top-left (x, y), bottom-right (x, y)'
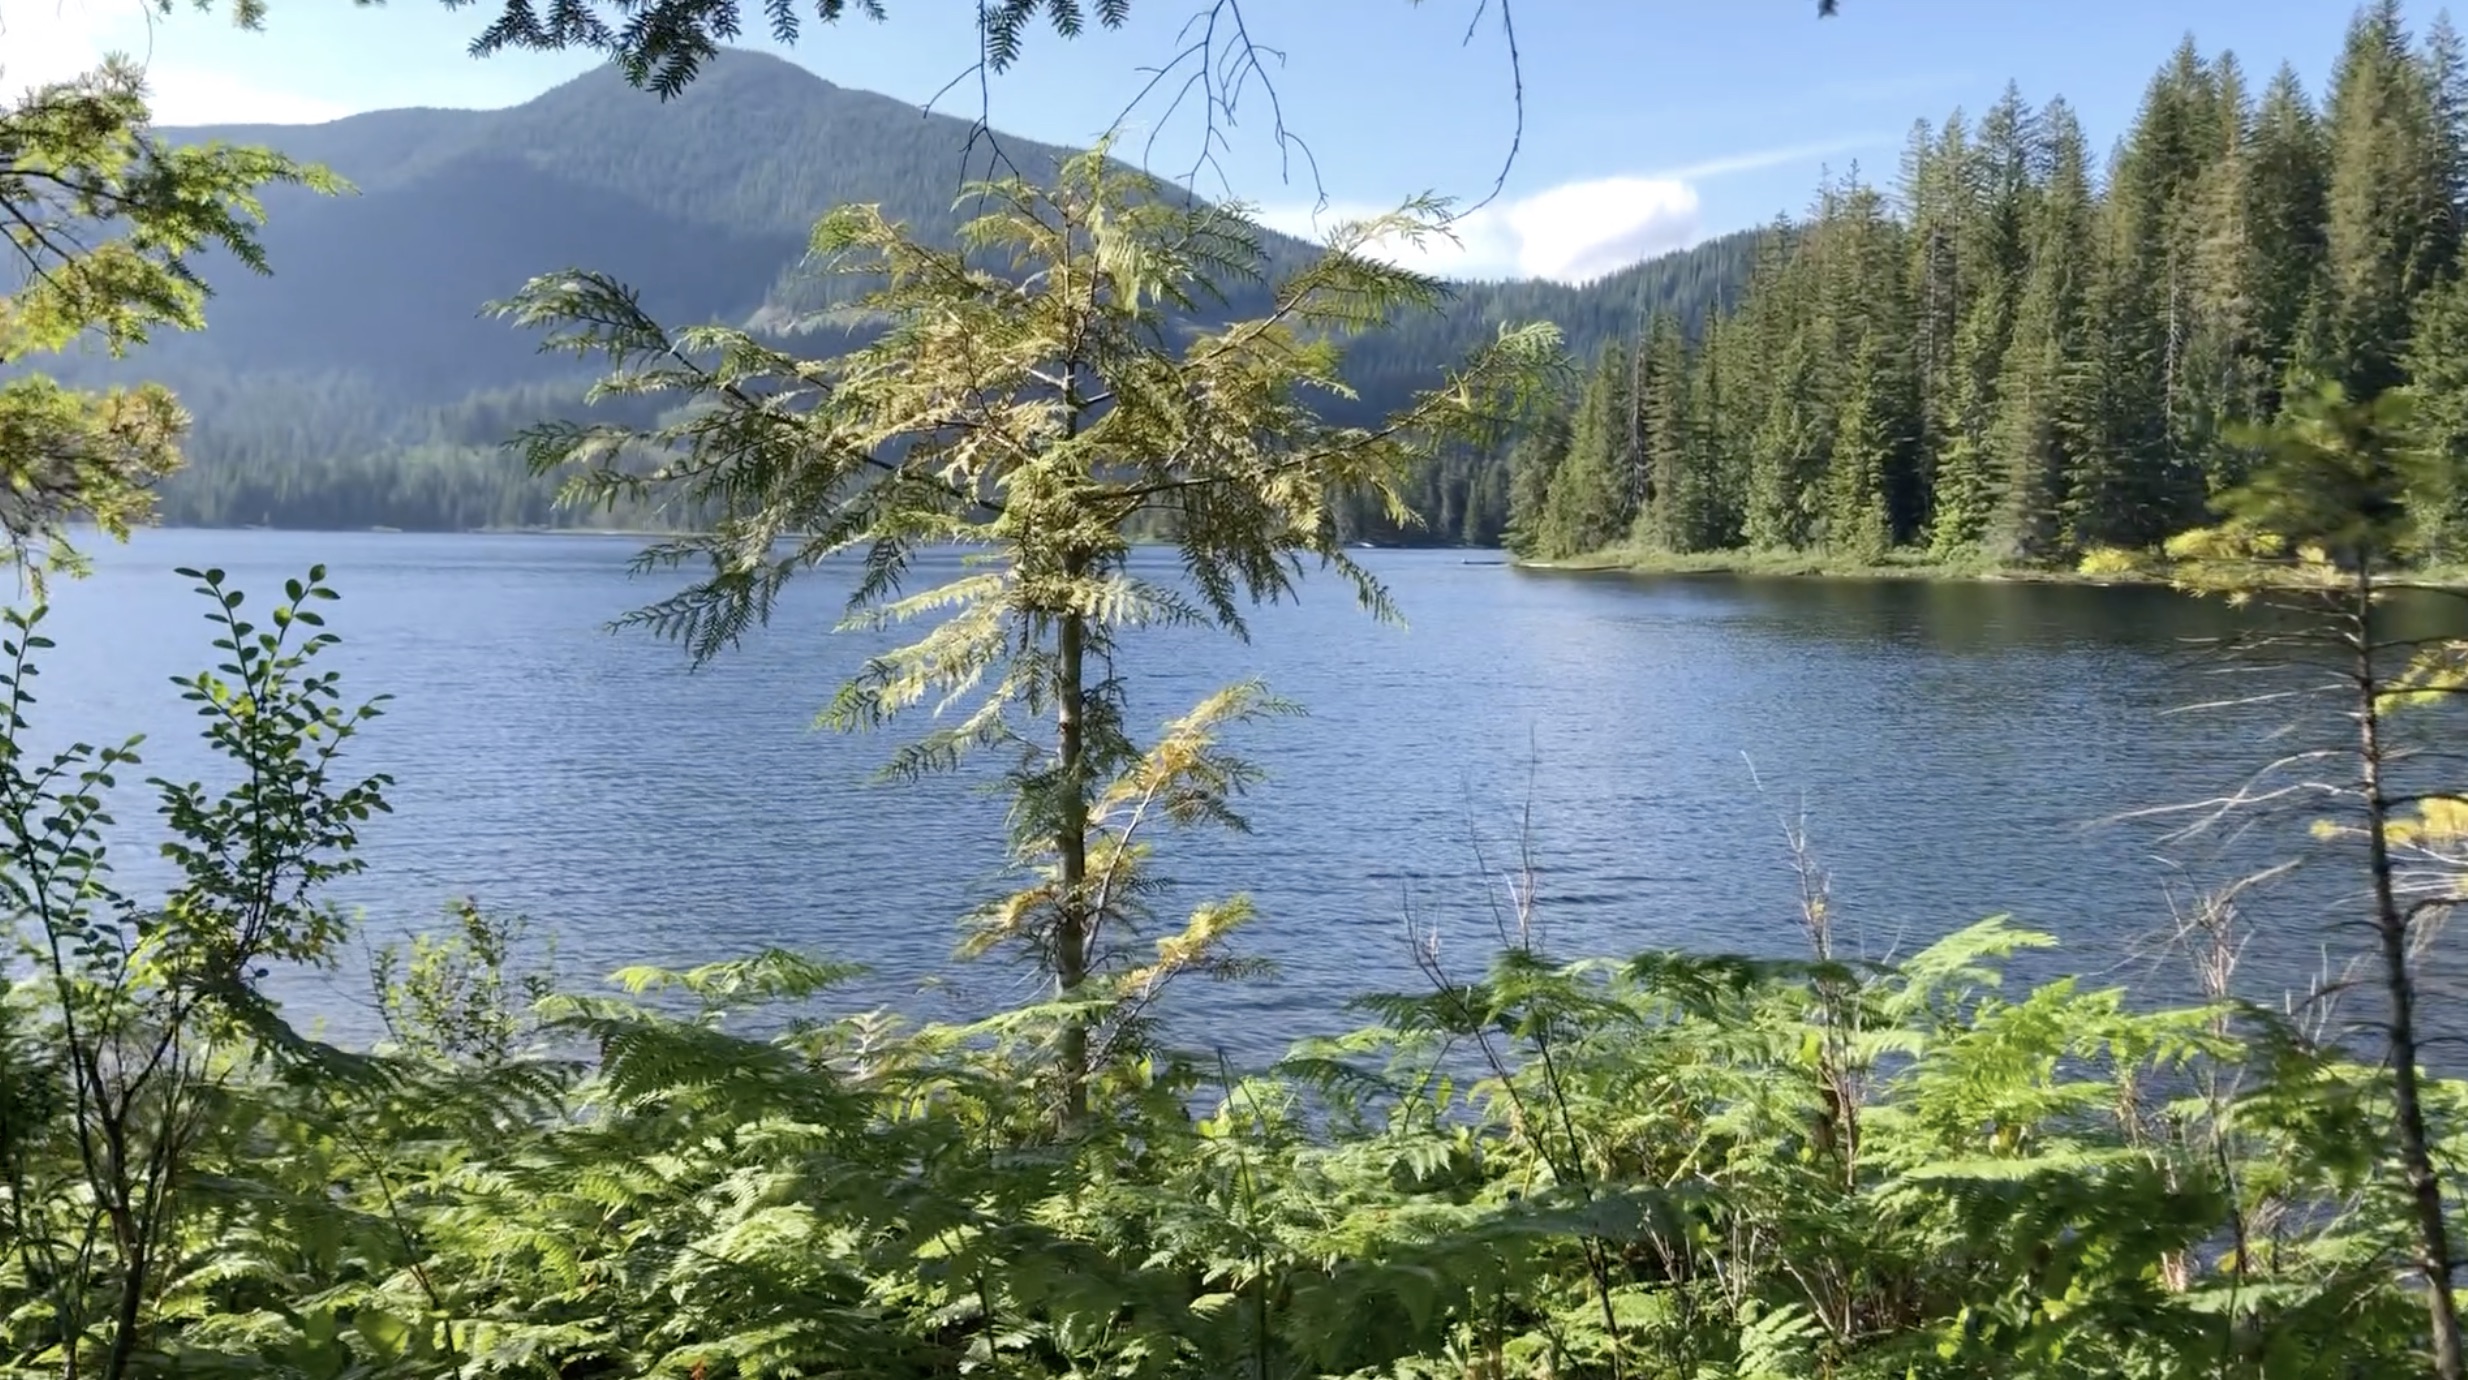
top-left (45, 50), bottom-right (1758, 542)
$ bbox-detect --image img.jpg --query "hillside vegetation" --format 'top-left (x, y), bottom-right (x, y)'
top-left (37, 51), bottom-right (1752, 542)
top-left (1508, 4), bottom-right (2468, 582)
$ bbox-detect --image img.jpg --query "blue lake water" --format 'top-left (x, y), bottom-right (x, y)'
top-left (47, 529), bottom-right (2441, 1059)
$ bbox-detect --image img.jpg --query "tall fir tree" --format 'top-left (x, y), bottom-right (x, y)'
top-left (1930, 86), bottom-right (2037, 554)
top-left (1503, 408), bottom-right (1574, 558)
top-left (2422, 10), bottom-right (2468, 211)
top-left (2085, 47), bottom-right (2222, 542)
top-left (2250, 62), bottom-right (2333, 411)
top-left (1901, 113), bottom-right (1974, 533)
top-left (1819, 172), bottom-right (1921, 538)
top-left (2181, 55), bottom-right (2274, 494)
top-left (1929, 296), bottom-right (2009, 554)
top-left (1744, 314), bottom-right (1828, 549)
top-left (1692, 307), bottom-right (1749, 548)
top-left (1538, 342), bottom-right (1638, 556)
top-left (1635, 312), bottom-right (1715, 551)
top-left (1996, 98), bottom-right (2100, 559)
top-left (1740, 213), bottom-right (1827, 549)
top-left (1826, 333), bottom-right (1897, 562)
top-left (2403, 268), bottom-right (2468, 556)
top-left (2322, 0), bottom-right (2452, 396)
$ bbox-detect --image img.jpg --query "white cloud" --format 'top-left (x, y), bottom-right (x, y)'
top-left (139, 63), bottom-right (351, 124)
top-left (1255, 198), bottom-right (1512, 280)
top-left (1502, 177), bottom-right (1700, 283)
top-left (1656, 135), bottom-right (1884, 183)
top-left (1258, 174), bottom-right (1701, 286)
top-left (1258, 135), bottom-right (1892, 285)
top-left (0, 0), bottom-right (348, 123)
top-left (0, 0), bottom-right (117, 91)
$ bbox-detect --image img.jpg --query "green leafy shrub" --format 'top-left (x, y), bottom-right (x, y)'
top-left (2075, 545), bottom-right (2149, 578)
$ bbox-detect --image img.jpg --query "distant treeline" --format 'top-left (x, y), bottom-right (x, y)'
top-left (142, 233), bottom-right (1758, 542)
top-left (152, 375), bottom-right (666, 532)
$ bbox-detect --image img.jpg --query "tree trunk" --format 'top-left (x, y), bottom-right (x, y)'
top-left (2353, 567), bottom-right (2464, 1380)
top-left (1054, 573), bottom-right (1091, 1123)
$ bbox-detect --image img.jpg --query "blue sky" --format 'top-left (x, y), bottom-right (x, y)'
top-left (7, 0), bottom-right (2373, 280)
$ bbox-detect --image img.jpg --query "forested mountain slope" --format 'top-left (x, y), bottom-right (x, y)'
top-left (124, 54), bottom-right (1083, 396)
top-left (39, 50), bottom-right (1754, 542)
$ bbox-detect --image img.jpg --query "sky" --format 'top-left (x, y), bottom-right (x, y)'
top-left (3, 0), bottom-right (2371, 283)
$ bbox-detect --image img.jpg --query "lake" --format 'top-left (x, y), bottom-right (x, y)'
top-left (47, 529), bottom-right (2447, 1060)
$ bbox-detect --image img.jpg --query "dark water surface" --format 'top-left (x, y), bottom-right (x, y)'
top-left (50, 530), bottom-right (2445, 1058)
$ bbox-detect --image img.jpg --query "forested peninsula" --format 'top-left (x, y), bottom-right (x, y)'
top-left (1510, 4), bottom-right (2468, 581)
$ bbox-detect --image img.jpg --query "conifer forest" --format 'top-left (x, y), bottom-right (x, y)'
top-left (15, 2), bottom-right (2468, 1379)
top-left (1509, 4), bottom-right (2468, 575)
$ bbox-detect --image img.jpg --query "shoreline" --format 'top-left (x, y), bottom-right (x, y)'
top-left (128, 524), bottom-right (1490, 551)
top-left (101, 528), bottom-right (2468, 592)
top-left (1522, 546), bottom-right (2468, 593)
top-left (1517, 546), bottom-right (2165, 588)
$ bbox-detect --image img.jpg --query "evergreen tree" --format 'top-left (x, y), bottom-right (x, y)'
top-left (2088, 48), bottom-right (2222, 540)
top-left (2250, 65), bottom-right (2333, 386)
top-left (0, 60), bottom-right (334, 587)
top-left (1929, 299), bottom-right (2008, 554)
top-left (1745, 326), bottom-right (1827, 550)
top-left (2176, 59), bottom-right (2263, 494)
top-left (2403, 267), bottom-right (2468, 555)
top-left (1726, 219), bottom-right (1797, 543)
top-left (1968, 83), bottom-right (2040, 289)
top-left (1930, 86), bottom-right (2036, 555)
top-left (2172, 382), bottom-right (2468, 1380)
top-left (1901, 113), bottom-right (1972, 530)
top-left (2142, 38), bottom-right (2233, 469)
top-left (2322, 0), bottom-right (2452, 395)
top-left (1826, 334), bottom-right (1896, 561)
top-left (1995, 99), bottom-right (2098, 559)
top-left (504, 150), bottom-right (1558, 1112)
top-left (1503, 407), bottom-right (1575, 558)
top-left (1990, 314), bottom-right (2067, 561)
top-left (1484, 8), bottom-right (2468, 572)
top-left (1691, 308), bottom-right (1749, 548)
top-left (1458, 454), bottom-right (1511, 545)
top-left (2423, 10), bottom-right (2468, 211)
top-left (1635, 312), bottom-right (1715, 551)
top-left (1812, 172), bottom-right (1920, 538)
top-left (1539, 342), bottom-right (1638, 556)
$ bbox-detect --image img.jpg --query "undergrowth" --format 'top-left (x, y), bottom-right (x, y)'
top-left (2, 566), bottom-right (2460, 1380)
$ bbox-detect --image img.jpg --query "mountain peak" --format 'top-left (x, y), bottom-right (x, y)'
top-left (530, 46), bottom-right (843, 110)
